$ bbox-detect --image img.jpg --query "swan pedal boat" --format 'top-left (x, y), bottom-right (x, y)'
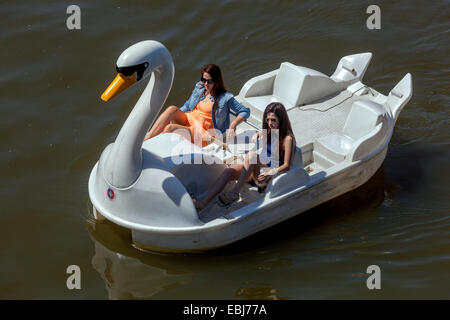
top-left (88, 40), bottom-right (412, 252)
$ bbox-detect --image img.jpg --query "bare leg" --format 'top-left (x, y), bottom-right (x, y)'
top-left (163, 123), bottom-right (190, 133)
top-left (144, 106), bottom-right (189, 140)
top-left (162, 123), bottom-right (193, 141)
top-left (228, 151), bottom-right (258, 194)
top-left (197, 165), bottom-right (243, 209)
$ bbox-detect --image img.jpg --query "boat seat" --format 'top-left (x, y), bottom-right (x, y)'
top-left (267, 165), bottom-right (309, 199)
top-left (267, 147), bottom-right (309, 198)
top-left (314, 100), bottom-right (386, 163)
top-left (239, 62), bottom-right (343, 118)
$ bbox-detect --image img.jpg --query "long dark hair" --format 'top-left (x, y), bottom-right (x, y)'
top-left (262, 102), bottom-right (294, 161)
top-left (262, 102), bottom-right (294, 141)
top-left (201, 64), bottom-right (226, 97)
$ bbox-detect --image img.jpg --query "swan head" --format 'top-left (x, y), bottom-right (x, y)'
top-left (101, 40), bottom-right (170, 101)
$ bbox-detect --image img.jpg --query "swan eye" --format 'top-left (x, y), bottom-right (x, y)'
top-left (116, 62), bottom-right (148, 81)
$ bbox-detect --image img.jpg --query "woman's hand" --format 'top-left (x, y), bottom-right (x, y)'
top-left (227, 115), bottom-right (246, 142)
top-left (226, 126), bottom-right (236, 142)
top-left (203, 132), bottom-right (214, 143)
top-left (257, 168), bottom-right (278, 182)
top-left (251, 132), bottom-right (259, 144)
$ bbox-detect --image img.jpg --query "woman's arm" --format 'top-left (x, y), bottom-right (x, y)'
top-left (276, 135), bottom-right (294, 174)
top-left (226, 115), bottom-right (245, 141)
top-left (229, 115), bottom-right (245, 131)
top-left (227, 97), bottom-right (250, 120)
top-left (258, 136), bottom-right (294, 179)
top-left (226, 97), bottom-right (250, 140)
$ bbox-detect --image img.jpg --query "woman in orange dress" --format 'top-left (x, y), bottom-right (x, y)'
top-left (144, 64), bottom-right (250, 146)
top-left (183, 86), bottom-right (215, 146)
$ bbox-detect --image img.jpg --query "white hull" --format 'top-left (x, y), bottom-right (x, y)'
top-left (89, 143), bottom-right (387, 253)
top-left (130, 146), bottom-right (387, 252)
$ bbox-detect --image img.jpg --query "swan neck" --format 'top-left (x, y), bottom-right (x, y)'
top-left (103, 54), bottom-right (174, 188)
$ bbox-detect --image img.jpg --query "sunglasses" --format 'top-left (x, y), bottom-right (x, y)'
top-left (200, 77), bottom-right (214, 84)
top-left (116, 62), bottom-right (148, 81)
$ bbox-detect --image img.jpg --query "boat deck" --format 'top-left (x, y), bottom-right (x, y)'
top-left (198, 88), bottom-right (381, 223)
top-left (244, 89), bottom-right (377, 147)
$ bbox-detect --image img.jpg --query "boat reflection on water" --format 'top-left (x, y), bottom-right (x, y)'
top-left (87, 222), bottom-right (194, 299)
top-left (87, 220), bottom-right (292, 300)
top-left (87, 165), bottom-right (387, 299)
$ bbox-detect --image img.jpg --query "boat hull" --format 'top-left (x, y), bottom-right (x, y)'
top-left (127, 145), bottom-right (388, 252)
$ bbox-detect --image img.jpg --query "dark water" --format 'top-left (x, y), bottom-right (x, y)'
top-left (1, 0), bottom-right (449, 299)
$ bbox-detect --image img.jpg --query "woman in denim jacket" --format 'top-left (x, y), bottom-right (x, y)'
top-left (144, 64), bottom-right (250, 145)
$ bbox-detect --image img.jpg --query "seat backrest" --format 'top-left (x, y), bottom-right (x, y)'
top-left (291, 146), bottom-right (303, 167)
top-left (331, 52), bottom-right (372, 83)
top-left (267, 166), bottom-right (309, 198)
top-left (273, 62), bottom-right (306, 108)
top-left (343, 100), bottom-right (385, 140)
top-left (273, 62), bottom-right (341, 108)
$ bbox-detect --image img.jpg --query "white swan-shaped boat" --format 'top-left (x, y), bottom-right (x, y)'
top-left (88, 40), bottom-right (412, 252)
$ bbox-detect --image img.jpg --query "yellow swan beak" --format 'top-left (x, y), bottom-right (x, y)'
top-left (101, 73), bottom-right (137, 101)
